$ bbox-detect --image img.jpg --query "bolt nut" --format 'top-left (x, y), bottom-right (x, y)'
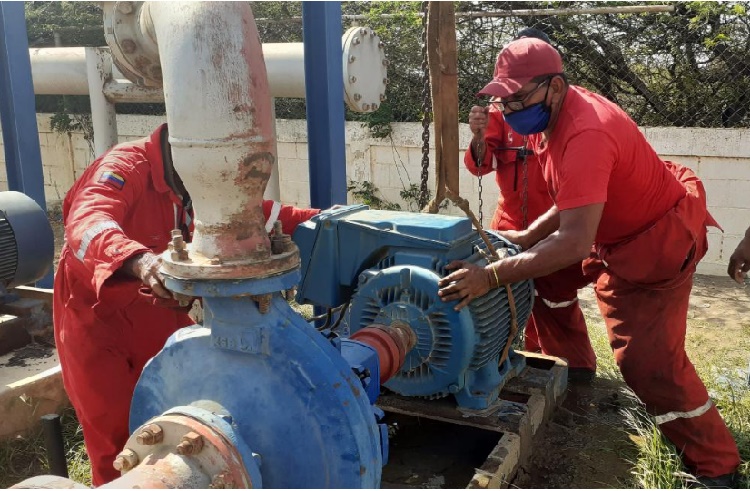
top-left (210, 472), bottom-right (233, 489)
top-left (372, 103), bottom-right (379, 111)
top-left (359, 28), bottom-right (367, 36)
top-left (353, 93), bottom-right (362, 101)
top-left (117, 1), bottom-right (134, 14)
top-left (352, 37), bottom-right (361, 46)
top-left (378, 41), bottom-right (385, 49)
top-left (448, 383), bottom-right (460, 394)
top-left (362, 103), bottom-right (371, 111)
top-left (349, 76), bottom-right (357, 84)
top-left (382, 59), bottom-right (389, 66)
top-left (380, 93), bottom-right (387, 102)
top-left (121, 39), bottom-right (137, 55)
top-left (348, 55), bottom-right (356, 63)
top-left (113, 448), bottom-right (139, 472)
top-left (135, 424), bottom-right (164, 446)
top-left (210, 257), bottom-right (221, 265)
top-left (176, 431), bottom-right (204, 456)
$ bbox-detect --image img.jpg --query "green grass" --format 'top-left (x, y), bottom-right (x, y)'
top-left (584, 309), bottom-right (750, 489)
top-left (0, 407), bottom-right (91, 488)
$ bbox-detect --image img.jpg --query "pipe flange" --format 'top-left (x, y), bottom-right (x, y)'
top-left (115, 412), bottom-right (255, 488)
top-left (103, 1), bottom-right (162, 87)
top-left (342, 26), bottom-right (387, 113)
top-left (161, 246), bottom-right (301, 281)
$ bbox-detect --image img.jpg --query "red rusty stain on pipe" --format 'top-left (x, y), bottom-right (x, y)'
top-left (350, 322), bottom-right (416, 384)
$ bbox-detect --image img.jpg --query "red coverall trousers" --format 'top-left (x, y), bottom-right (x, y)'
top-left (583, 163), bottom-right (740, 477)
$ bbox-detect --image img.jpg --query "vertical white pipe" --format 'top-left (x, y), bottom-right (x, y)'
top-left (264, 97), bottom-right (281, 202)
top-left (85, 47), bottom-right (118, 157)
top-left (146, 2), bottom-right (276, 266)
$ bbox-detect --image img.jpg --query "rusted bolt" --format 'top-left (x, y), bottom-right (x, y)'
top-left (135, 424), bottom-right (163, 445)
top-left (362, 103), bottom-right (371, 111)
top-left (176, 431), bottom-right (204, 456)
top-left (380, 93), bottom-right (387, 102)
top-left (113, 448), bottom-right (138, 472)
top-left (349, 76), bottom-right (357, 84)
top-left (348, 55), bottom-right (356, 63)
top-left (382, 59), bottom-right (389, 66)
top-left (359, 28), bottom-right (367, 36)
top-left (353, 93), bottom-right (362, 102)
top-left (117, 1), bottom-right (134, 14)
top-left (382, 78), bottom-right (388, 85)
top-left (352, 37), bottom-right (361, 46)
top-left (372, 103), bottom-right (379, 111)
top-left (121, 39), bottom-right (137, 54)
top-left (370, 31), bottom-right (376, 38)
top-left (210, 472), bottom-right (233, 489)
top-left (378, 41), bottom-right (384, 49)
top-left (210, 257), bottom-right (222, 265)
top-left (170, 229), bottom-right (185, 250)
top-left (284, 288), bottom-right (297, 301)
top-left (257, 294), bottom-right (272, 314)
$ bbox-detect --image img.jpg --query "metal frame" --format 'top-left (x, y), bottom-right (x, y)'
top-left (0, 2), bottom-right (52, 288)
top-left (302, 1), bottom-right (348, 210)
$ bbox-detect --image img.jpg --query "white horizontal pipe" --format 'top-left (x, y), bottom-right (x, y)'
top-left (30, 47), bottom-right (89, 96)
top-left (31, 44), bottom-right (312, 100)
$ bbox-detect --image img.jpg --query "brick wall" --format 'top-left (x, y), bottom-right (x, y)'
top-left (0, 114), bottom-right (747, 276)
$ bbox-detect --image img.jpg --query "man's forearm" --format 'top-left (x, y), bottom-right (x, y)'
top-left (487, 229), bottom-right (585, 285)
top-left (524, 206), bottom-right (560, 246)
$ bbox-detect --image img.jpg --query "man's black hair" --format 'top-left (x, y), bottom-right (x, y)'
top-left (514, 27), bottom-right (552, 45)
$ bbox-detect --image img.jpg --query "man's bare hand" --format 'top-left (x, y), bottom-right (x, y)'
top-left (123, 252), bottom-right (172, 298)
top-left (437, 260), bottom-right (493, 310)
top-left (727, 237), bottom-right (750, 284)
top-left (469, 106), bottom-right (489, 137)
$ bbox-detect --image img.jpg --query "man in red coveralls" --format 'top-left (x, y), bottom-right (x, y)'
top-left (54, 124), bottom-right (320, 485)
top-left (464, 28), bottom-right (596, 380)
top-left (439, 38), bottom-right (739, 486)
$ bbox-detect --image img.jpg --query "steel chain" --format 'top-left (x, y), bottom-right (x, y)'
top-left (477, 171), bottom-right (484, 225)
top-left (418, 1), bottom-right (432, 210)
top-left (521, 136), bottom-right (529, 230)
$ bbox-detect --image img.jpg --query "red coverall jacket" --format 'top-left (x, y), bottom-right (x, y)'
top-left (53, 124), bottom-right (319, 485)
top-left (463, 108), bottom-right (596, 371)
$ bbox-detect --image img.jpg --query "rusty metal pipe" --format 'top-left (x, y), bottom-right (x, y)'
top-left (105, 2), bottom-right (296, 280)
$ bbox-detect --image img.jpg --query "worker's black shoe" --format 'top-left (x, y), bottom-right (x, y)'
top-left (690, 472), bottom-right (738, 489)
top-left (567, 367), bottom-right (596, 384)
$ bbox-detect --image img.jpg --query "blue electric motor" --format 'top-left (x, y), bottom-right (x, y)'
top-left (294, 205), bottom-right (534, 409)
top-left (0, 191), bottom-right (54, 292)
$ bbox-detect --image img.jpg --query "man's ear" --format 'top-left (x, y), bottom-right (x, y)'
top-left (549, 75), bottom-right (566, 103)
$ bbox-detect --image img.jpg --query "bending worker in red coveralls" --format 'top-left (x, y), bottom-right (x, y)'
top-left (53, 124), bottom-right (320, 485)
top-left (464, 28), bottom-right (596, 381)
top-left (439, 38), bottom-right (740, 486)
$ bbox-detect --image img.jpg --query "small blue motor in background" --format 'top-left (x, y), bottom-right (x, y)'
top-left (0, 191), bottom-right (54, 293)
top-left (294, 205), bottom-right (534, 409)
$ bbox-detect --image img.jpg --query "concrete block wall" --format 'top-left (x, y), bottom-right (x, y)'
top-left (0, 114), bottom-right (747, 276)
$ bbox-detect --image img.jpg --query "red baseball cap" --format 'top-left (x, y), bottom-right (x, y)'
top-left (478, 38), bottom-right (563, 98)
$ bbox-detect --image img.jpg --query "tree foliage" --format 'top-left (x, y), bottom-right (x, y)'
top-left (24, 1), bottom-right (750, 129)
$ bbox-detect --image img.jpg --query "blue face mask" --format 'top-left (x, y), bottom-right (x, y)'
top-left (503, 101), bottom-right (551, 135)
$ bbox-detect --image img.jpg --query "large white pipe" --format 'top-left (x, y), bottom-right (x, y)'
top-left (30, 42), bottom-right (371, 101)
top-left (131, 2), bottom-right (285, 278)
top-left (30, 47), bottom-right (89, 95)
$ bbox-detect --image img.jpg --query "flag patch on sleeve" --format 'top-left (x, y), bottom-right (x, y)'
top-left (98, 171), bottom-right (126, 190)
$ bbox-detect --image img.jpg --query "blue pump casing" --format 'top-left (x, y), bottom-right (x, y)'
top-left (131, 270), bottom-right (387, 488)
top-left (293, 206), bottom-right (534, 409)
